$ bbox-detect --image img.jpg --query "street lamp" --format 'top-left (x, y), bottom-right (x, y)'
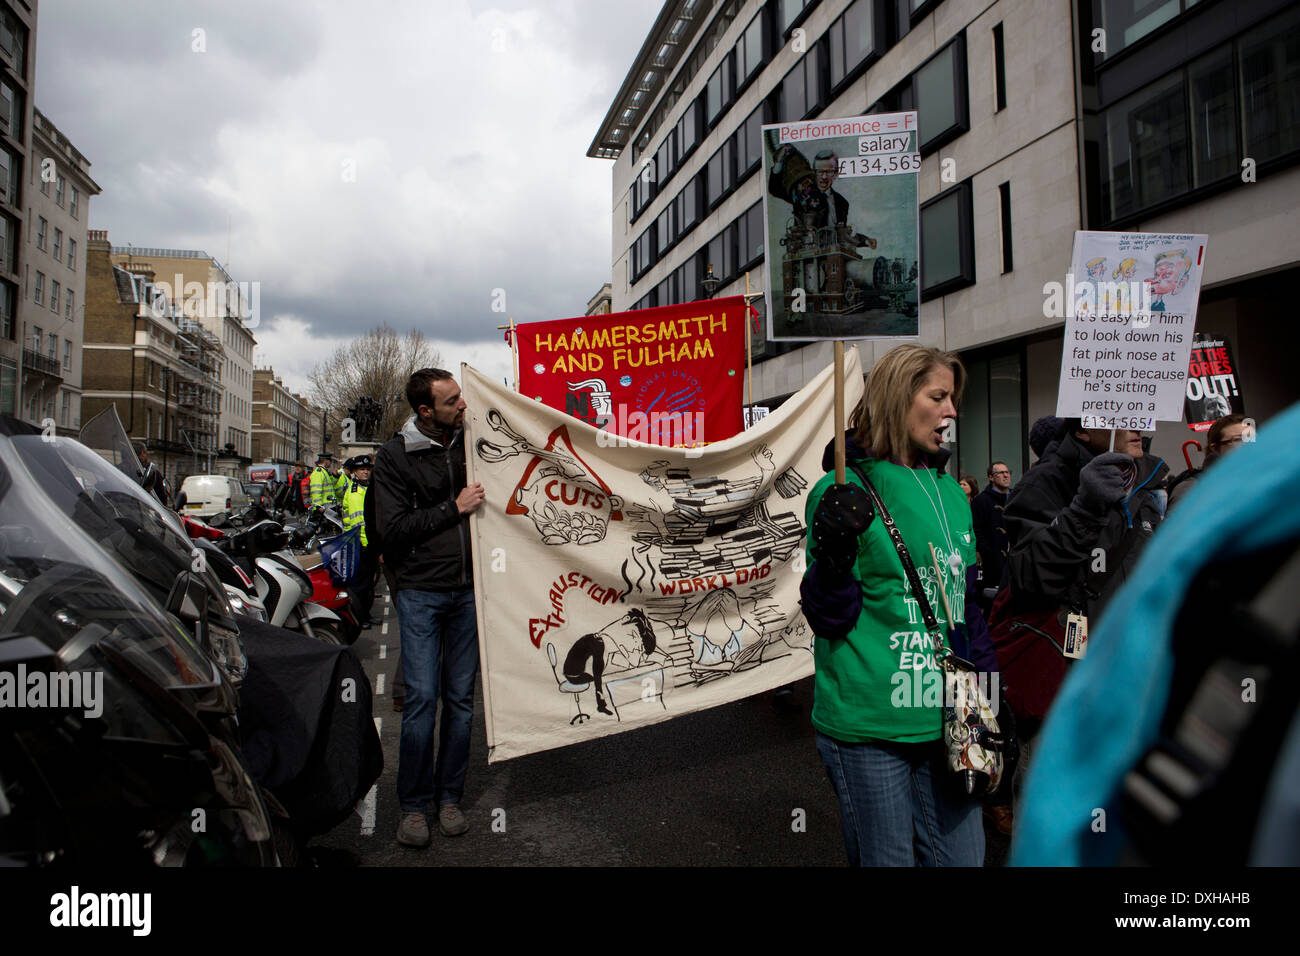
top-left (701, 263), bottom-right (721, 299)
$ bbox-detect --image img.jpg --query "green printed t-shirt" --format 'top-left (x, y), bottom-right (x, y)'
top-left (805, 456), bottom-right (977, 744)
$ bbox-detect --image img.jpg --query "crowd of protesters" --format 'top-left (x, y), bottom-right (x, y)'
top-left (164, 351), bottom-right (1283, 867)
top-left (798, 343), bottom-right (1283, 866)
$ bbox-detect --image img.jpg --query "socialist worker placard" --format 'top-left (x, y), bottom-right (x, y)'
top-left (515, 296), bottom-right (746, 448)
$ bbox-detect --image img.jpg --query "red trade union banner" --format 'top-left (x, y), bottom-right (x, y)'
top-left (515, 296), bottom-right (746, 448)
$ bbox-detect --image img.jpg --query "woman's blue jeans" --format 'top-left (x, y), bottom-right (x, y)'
top-left (815, 731), bottom-right (985, 866)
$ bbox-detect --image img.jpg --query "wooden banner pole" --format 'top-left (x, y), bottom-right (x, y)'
top-left (834, 341), bottom-right (846, 484)
top-left (744, 272), bottom-right (754, 412)
top-left (496, 318), bottom-right (519, 392)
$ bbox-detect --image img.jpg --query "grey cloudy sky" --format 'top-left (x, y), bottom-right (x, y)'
top-left (37, 0), bottom-right (662, 393)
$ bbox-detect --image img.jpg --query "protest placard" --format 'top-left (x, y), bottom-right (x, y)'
top-left (761, 112), bottom-right (920, 341)
top-left (1184, 332), bottom-right (1244, 431)
top-left (1054, 231), bottom-right (1208, 429)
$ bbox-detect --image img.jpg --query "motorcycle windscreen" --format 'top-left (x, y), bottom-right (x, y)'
top-left (79, 405), bottom-right (142, 484)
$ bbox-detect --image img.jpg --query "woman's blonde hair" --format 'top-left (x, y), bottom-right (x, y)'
top-left (850, 344), bottom-right (965, 462)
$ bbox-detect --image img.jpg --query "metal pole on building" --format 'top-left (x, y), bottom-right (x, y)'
top-left (162, 368), bottom-right (170, 479)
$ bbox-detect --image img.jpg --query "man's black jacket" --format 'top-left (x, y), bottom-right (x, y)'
top-left (971, 482), bottom-right (1009, 588)
top-left (1003, 433), bottom-right (1168, 619)
top-left (371, 416), bottom-right (472, 592)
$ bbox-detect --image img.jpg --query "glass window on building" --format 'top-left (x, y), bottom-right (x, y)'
top-left (736, 102), bottom-right (767, 178)
top-left (0, 213), bottom-right (14, 274)
top-left (0, 282), bottom-right (11, 340)
top-left (33, 271), bottom-right (43, 305)
top-left (829, 0), bottom-right (877, 89)
top-left (55, 175), bottom-right (65, 207)
top-left (68, 237), bottom-right (76, 270)
top-left (915, 35), bottom-right (968, 150)
top-left (675, 174), bottom-right (702, 235)
top-left (0, 145), bottom-right (17, 207)
top-left (63, 338), bottom-right (70, 370)
top-left (955, 349), bottom-right (1025, 484)
top-left (737, 201), bottom-right (764, 271)
top-left (1188, 45), bottom-right (1237, 188)
top-left (737, 12), bottom-right (767, 86)
top-left (50, 281), bottom-right (59, 313)
top-left (1092, 0), bottom-right (1183, 60)
top-left (36, 217), bottom-right (46, 250)
top-left (0, 80), bottom-right (19, 140)
top-left (1238, 6), bottom-right (1300, 165)
top-left (706, 51), bottom-right (735, 127)
top-left (52, 228), bottom-right (62, 263)
top-left (920, 180), bottom-right (974, 298)
top-left (1101, 71), bottom-right (1188, 221)
top-left (706, 138), bottom-right (736, 207)
top-left (0, 7), bottom-right (26, 76)
top-left (70, 186), bottom-right (80, 220)
top-left (778, 0), bottom-right (813, 36)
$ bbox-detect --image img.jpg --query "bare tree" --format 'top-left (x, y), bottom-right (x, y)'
top-left (307, 325), bottom-right (442, 449)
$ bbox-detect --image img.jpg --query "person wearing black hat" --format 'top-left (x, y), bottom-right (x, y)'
top-left (342, 454), bottom-right (378, 626)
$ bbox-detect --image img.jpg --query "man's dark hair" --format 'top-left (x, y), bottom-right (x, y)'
top-left (135, 442), bottom-right (148, 457)
top-left (987, 460), bottom-right (1008, 478)
top-left (1207, 413), bottom-right (1248, 448)
top-left (406, 368), bottom-right (454, 413)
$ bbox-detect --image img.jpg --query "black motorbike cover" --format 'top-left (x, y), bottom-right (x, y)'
top-left (235, 618), bottom-right (382, 837)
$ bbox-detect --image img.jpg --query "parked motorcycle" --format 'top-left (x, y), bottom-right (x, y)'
top-left (206, 513), bottom-right (346, 645)
top-left (0, 416), bottom-right (277, 866)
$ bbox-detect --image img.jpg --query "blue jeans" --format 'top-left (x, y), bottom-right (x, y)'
top-left (396, 587), bottom-right (478, 812)
top-left (815, 731), bottom-right (984, 866)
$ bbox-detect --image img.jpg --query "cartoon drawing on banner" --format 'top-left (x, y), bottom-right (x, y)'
top-left (546, 608), bottom-right (672, 724)
top-left (495, 432), bottom-right (815, 728)
top-left (476, 408), bottom-right (624, 544)
top-left (565, 377), bottom-right (613, 427)
top-left (1146, 249), bottom-right (1194, 312)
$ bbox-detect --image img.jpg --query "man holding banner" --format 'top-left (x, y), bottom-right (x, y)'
top-left (373, 368), bottom-right (486, 849)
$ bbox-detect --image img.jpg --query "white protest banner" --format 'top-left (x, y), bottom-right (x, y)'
top-left (762, 112), bottom-right (920, 341)
top-left (464, 350), bottom-right (864, 762)
top-left (1055, 231), bottom-right (1208, 429)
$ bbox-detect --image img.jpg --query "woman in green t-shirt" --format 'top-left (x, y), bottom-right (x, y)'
top-left (800, 344), bottom-right (983, 866)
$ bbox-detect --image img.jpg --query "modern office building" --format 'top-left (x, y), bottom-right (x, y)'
top-left (20, 107), bottom-right (99, 433)
top-left (0, 0), bottom-right (35, 418)
top-left (592, 0), bottom-right (1299, 479)
top-left (109, 244), bottom-right (257, 468)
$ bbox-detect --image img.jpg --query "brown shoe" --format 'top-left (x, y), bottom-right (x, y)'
top-left (392, 696), bottom-right (404, 713)
top-left (985, 804), bottom-right (1014, 836)
top-left (395, 811), bottom-right (429, 848)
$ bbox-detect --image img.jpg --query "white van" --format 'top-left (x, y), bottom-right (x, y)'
top-left (180, 475), bottom-right (250, 519)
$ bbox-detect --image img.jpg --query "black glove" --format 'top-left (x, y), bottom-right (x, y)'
top-left (1074, 452), bottom-right (1136, 514)
top-left (812, 483), bottom-right (874, 575)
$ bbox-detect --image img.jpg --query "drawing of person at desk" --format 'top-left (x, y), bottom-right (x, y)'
top-left (562, 608), bottom-right (672, 717)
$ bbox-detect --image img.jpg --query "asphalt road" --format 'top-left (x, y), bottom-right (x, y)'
top-left (312, 581), bottom-right (1012, 867)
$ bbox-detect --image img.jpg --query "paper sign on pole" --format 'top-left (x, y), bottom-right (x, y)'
top-left (1055, 231), bottom-right (1208, 429)
top-left (761, 112), bottom-right (921, 341)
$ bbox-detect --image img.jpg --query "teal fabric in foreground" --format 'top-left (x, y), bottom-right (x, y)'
top-left (1012, 401), bottom-right (1300, 866)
